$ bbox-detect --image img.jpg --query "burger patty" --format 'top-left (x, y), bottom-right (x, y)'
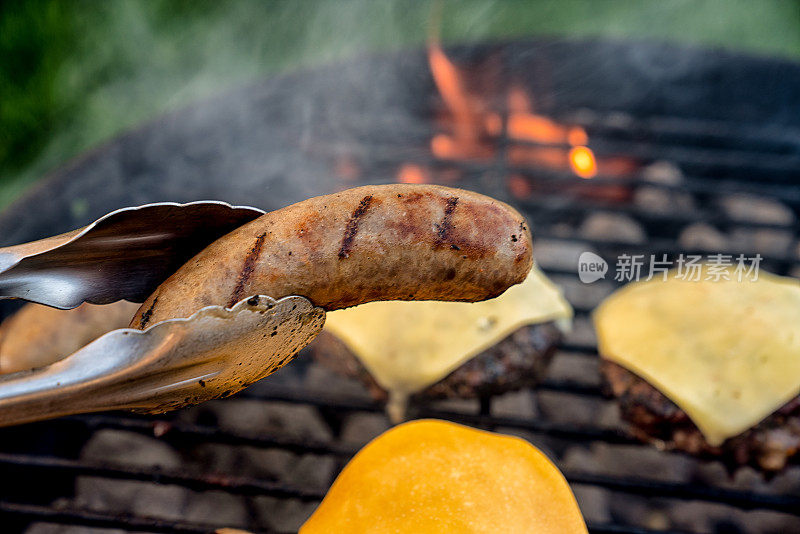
top-left (310, 321), bottom-right (563, 402)
top-left (601, 360), bottom-right (800, 471)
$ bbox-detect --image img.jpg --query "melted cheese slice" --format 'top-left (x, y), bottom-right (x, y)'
top-left (594, 268), bottom-right (800, 446)
top-left (324, 266), bottom-right (572, 409)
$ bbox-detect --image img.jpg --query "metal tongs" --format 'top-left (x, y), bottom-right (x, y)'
top-left (0, 202), bottom-right (326, 427)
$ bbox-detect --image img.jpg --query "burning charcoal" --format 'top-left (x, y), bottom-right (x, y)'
top-left (182, 491), bottom-right (249, 527)
top-left (491, 389), bottom-right (538, 418)
top-left (26, 524), bottom-right (126, 534)
top-left (571, 486), bottom-right (612, 525)
top-left (678, 222), bottom-right (729, 250)
top-left (533, 239), bottom-right (598, 271)
top-left (579, 212), bottom-right (646, 244)
top-left (251, 496), bottom-right (317, 533)
top-left (424, 397), bottom-right (480, 414)
top-left (694, 461), bottom-right (800, 498)
top-left (604, 112), bottom-right (635, 130)
top-left (634, 185), bottom-right (696, 213)
top-left (189, 444), bottom-right (335, 491)
top-left (563, 443), bottom-right (694, 530)
top-left (178, 400), bottom-right (332, 442)
top-left (538, 391), bottom-right (605, 427)
top-left (641, 161), bottom-right (684, 185)
top-left (611, 498), bottom-right (672, 533)
top-left (547, 222), bottom-right (578, 239)
top-left (771, 466), bottom-right (800, 495)
top-left (719, 194), bottom-right (795, 225)
top-left (667, 501), bottom-right (800, 534)
top-left (730, 228), bottom-right (793, 256)
top-left (556, 276), bottom-right (613, 310)
top-left (284, 455), bottom-right (337, 491)
top-left (303, 359), bottom-right (374, 400)
top-left (563, 442), bottom-right (694, 483)
top-left (547, 353), bottom-right (601, 387)
top-left (559, 449), bottom-right (612, 524)
top-left (568, 108), bottom-right (600, 125)
top-left (563, 316), bottom-right (596, 347)
top-left (74, 430), bottom-right (193, 522)
top-left (340, 413), bottom-right (391, 444)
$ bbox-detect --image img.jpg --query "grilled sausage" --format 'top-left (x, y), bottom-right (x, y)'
top-left (131, 184), bottom-right (532, 328)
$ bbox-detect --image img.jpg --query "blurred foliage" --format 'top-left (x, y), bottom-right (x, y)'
top-left (1, 0), bottom-right (799, 209)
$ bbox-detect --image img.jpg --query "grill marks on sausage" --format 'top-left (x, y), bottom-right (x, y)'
top-left (434, 196), bottom-right (459, 247)
top-left (228, 232), bottom-right (267, 307)
top-left (138, 297), bottom-right (158, 329)
top-left (338, 195), bottom-right (374, 259)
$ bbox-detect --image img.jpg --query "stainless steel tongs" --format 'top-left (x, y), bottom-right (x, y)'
top-left (0, 202), bottom-right (326, 427)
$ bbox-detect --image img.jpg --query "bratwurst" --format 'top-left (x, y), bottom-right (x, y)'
top-left (131, 184), bottom-right (533, 328)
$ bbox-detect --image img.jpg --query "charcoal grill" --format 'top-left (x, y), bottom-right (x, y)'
top-left (1, 38), bottom-right (800, 533)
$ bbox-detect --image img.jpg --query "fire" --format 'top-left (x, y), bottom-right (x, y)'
top-left (569, 146), bottom-right (598, 179)
top-left (431, 134), bottom-right (457, 159)
top-left (428, 44), bottom-right (491, 159)
top-left (484, 113), bottom-right (502, 136)
top-left (398, 164), bottom-right (427, 184)
top-left (507, 113), bottom-right (568, 144)
top-left (428, 45), bottom-right (473, 126)
top-left (393, 43), bottom-right (624, 191)
top-left (567, 127), bottom-right (588, 146)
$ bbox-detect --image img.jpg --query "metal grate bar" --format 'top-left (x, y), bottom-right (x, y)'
top-left (0, 500), bottom-right (685, 534)
top-left (506, 167), bottom-right (800, 206)
top-left (4, 445), bottom-right (798, 517)
top-left (569, 139), bottom-right (800, 177)
top-left (0, 452), bottom-right (326, 501)
top-left (536, 234), bottom-right (798, 269)
top-left (59, 414), bottom-right (360, 458)
top-left (570, 114), bottom-right (800, 154)
top-left (520, 197), bottom-right (800, 233)
top-left (430, 105), bottom-right (800, 164)
top-left (566, 472), bottom-right (800, 514)
top-left (0, 501), bottom-right (273, 534)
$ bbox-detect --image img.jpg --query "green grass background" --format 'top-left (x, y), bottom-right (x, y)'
top-left (2, 0), bottom-right (799, 210)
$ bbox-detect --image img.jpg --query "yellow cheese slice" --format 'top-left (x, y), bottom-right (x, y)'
top-left (324, 265), bottom-right (572, 416)
top-left (594, 268), bottom-right (800, 446)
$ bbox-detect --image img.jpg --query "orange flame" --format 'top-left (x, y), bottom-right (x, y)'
top-left (569, 146), bottom-right (597, 179)
top-left (507, 113), bottom-right (569, 144)
top-left (398, 163), bottom-right (427, 184)
top-left (567, 127), bottom-right (588, 146)
top-left (428, 44), bottom-right (491, 159)
top-left (428, 45), bottom-right (473, 127)
top-left (430, 134), bottom-right (457, 159)
top-left (393, 44), bottom-right (621, 188)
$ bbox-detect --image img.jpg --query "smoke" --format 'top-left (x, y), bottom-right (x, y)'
top-left (0, 0), bottom-right (432, 208)
top-left (2, 0), bottom-right (797, 210)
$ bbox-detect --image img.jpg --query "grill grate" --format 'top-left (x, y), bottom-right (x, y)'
top-left (1, 40), bottom-right (800, 534)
